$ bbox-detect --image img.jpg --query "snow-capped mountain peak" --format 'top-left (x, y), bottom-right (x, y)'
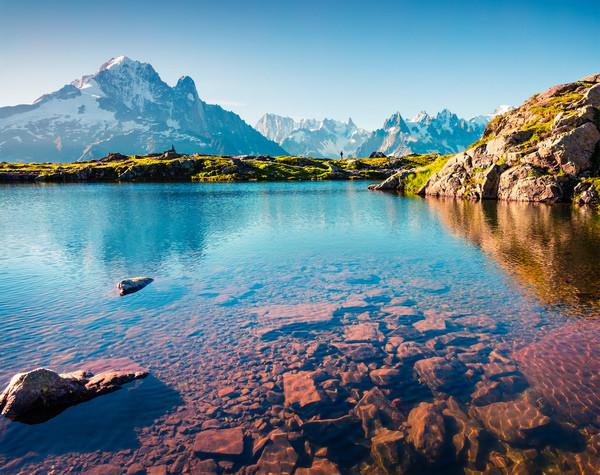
top-left (355, 107), bottom-right (495, 158)
top-left (411, 111), bottom-right (430, 123)
top-left (0, 57), bottom-right (286, 162)
top-left (255, 113), bottom-right (369, 159)
top-left (490, 104), bottom-right (514, 117)
top-left (100, 55), bottom-right (134, 71)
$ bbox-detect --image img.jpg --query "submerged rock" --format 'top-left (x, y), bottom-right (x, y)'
top-left (414, 356), bottom-right (467, 392)
top-left (351, 387), bottom-right (405, 437)
top-left (193, 427), bottom-right (245, 456)
top-left (118, 277), bottom-right (153, 296)
top-left (0, 366), bottom-right (148, 422)
top-left (472, 400), bottom-right (551, 444)
top-left (283, 371), bottom-right (324, 409)
top-left (256, 431), bottom-right (298, 475)
top-left (442, 396), bottom-right (485, 464)
top-left (295, 458), bottom-right (341, 475)
top-left (407, 402), bottom-right (446, 463)
top-left (371, 429), bottom-right (412, 473)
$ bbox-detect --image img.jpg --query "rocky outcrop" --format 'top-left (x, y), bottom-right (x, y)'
top-left (0, 366), bottom-right (148, 422)
top-left (370, 73), bottom-right (600, 205)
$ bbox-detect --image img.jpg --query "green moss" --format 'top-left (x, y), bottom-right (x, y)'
top-left (402, 155), bottom-right (451, 193)
top-left (0, 152), bottom-right (412, 184)
top-left (358, 170), bottom-right (388, 180)
top-left (522, 93), bottom-right (584, 141)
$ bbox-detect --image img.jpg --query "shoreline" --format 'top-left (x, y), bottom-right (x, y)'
top-left (0, 152), bottom-right (437, 185)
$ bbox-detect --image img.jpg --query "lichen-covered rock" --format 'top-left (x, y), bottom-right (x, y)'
top-left (497, 165), bottom-right (569, 202)
top-left (573, 180), bottom-right (599, 205)
top-left (118, 276), bottom-right (153, 296)
top-left (0, 366), bottom-right (148, 422)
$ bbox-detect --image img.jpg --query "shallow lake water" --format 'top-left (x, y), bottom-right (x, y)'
top-left (0, 181), bottom-right (599, 474)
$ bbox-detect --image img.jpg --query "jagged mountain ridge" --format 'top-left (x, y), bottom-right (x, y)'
top-left (0, 56), bottom-right (286, 162)
top-left (255, 114), bottom-right (369, 159)
top-left (256, 108), bottom-right (511, 159)
top-left (354, 108), bottom-right (511, 158)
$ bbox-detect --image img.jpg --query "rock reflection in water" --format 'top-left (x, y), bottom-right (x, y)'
top-left (426, 197), bottom-right (600, 318)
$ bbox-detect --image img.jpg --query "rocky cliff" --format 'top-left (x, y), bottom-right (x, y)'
top-left (371, 73), bottom-right (600, 206)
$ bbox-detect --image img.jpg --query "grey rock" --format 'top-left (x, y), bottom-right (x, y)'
top-left (497, 165), bottom-right (568, 202)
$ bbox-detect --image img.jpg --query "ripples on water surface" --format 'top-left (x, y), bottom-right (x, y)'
top-left (0, 182), bottom-right (599, 474)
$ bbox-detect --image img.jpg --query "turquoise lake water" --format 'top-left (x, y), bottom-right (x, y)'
top-left (0, 181), bottom-right (599, 473)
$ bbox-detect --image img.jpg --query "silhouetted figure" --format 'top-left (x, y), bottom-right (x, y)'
top-left (340, 150), bottom-right (343, 159)
top-left (170, 144), bottom-right (175, 152)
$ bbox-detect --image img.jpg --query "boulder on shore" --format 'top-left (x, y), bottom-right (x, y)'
top-left (118, 277), bottom-right (153, 296)
top-left (0, 366), bottom-right (148, 423)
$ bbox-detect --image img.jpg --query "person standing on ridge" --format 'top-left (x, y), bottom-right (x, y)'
top-left (340, 150), bottom-right (343, 160)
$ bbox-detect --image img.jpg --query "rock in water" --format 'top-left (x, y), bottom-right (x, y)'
top-left (193, 427), bottom-right (245, 456)
top-left (0, 366), bottom-right (148, 422)
top-left (118, 277), bottom-right (153, 296)
top-left (407, 402), bottom-right (446, 463)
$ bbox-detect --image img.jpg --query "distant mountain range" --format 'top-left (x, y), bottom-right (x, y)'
top-left (0, 56), bottom-right (512, 163)
top-left (255, 115), bottom-right (370, 159)
top-left (256, 107), bottom-right (512, 159)
top-left (0, 56), bottom-right (286, 162)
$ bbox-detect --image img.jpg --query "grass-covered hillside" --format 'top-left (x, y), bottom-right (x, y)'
top-left (0, 151), bottom-right (438, 184)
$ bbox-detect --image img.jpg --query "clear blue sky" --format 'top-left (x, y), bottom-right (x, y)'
top-left (0, 0), bottom-right (598, 130)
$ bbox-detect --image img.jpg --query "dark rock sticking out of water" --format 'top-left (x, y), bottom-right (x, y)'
top-left (118, 277), bottom-right (154, 296)
top-left (0, 366), bottom-right (148, 423)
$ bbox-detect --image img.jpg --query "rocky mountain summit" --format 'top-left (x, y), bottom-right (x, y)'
top-left (0, 57), bottom-right (286, 162)
top-left (354, 108), bottom-right (506, 158)
top-left (371, 73), bottom-right (600, 205)
top-left (256, 108), bottom-right (510, 160)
